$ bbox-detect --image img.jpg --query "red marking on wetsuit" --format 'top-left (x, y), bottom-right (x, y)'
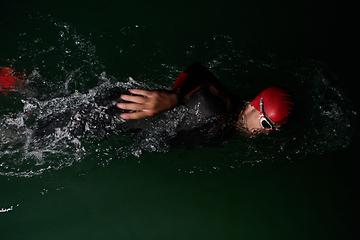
top-left (0, 68), bottom-right (26, 94)
top-left (172, 72), bottom-right (189, 90)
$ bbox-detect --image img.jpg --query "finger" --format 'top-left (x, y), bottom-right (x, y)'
top-left (120, 111), bottom-right (150, 119)
top-left (129, 89), bottom-right (153, 97)
top-left (116, 102), bottom-right (146, 111)
top-left (120, 94), bottom-right (148, 104)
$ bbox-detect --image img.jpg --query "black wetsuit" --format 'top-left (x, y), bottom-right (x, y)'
top-left (35, 62), bottom-right (242, 145)
top-left (118, 62), bottom-right (242, 144)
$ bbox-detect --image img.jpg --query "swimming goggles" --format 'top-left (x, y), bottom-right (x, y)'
top-left (259, 97), bottom-right (274, 130)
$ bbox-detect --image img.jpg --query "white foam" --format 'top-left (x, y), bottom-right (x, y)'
top-left (0, 206), bottom-right (13, 213)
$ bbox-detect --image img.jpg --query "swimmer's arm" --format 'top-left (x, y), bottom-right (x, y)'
top-left (116, 89), bottom-right (179, 119)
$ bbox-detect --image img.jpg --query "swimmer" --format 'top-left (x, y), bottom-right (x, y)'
top-left (117, 62), bottom-right (293, 135)
top-left (1, 62), bottom-right (293, 149)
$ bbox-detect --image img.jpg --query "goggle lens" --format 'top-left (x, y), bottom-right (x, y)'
top-left (260, 118), bottom-right (273, 129)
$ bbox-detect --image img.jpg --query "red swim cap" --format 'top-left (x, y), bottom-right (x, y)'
top-left (251, 87), bottom-right (293, 125)
top-left (0, 67), bottom-right (26, 94)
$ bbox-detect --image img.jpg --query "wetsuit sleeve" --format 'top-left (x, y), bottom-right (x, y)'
top-left (172, 62), bottom-right (235, 108)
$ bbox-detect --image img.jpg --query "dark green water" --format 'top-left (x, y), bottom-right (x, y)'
top-left (1, 0), bottom-right (359, 239)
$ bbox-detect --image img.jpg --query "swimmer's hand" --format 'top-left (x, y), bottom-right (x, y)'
top-left (116, 89), bottom-right (179, 119)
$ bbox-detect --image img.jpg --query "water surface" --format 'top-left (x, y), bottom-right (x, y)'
top-left (1, 1), bottom-right (359, 239)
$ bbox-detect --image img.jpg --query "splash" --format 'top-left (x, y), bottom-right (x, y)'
top-left (1, 15), bottom-right (165, 177)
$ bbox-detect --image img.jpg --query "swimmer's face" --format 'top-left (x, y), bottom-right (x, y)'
top-left (238, 103), bottom-right (278, 135)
